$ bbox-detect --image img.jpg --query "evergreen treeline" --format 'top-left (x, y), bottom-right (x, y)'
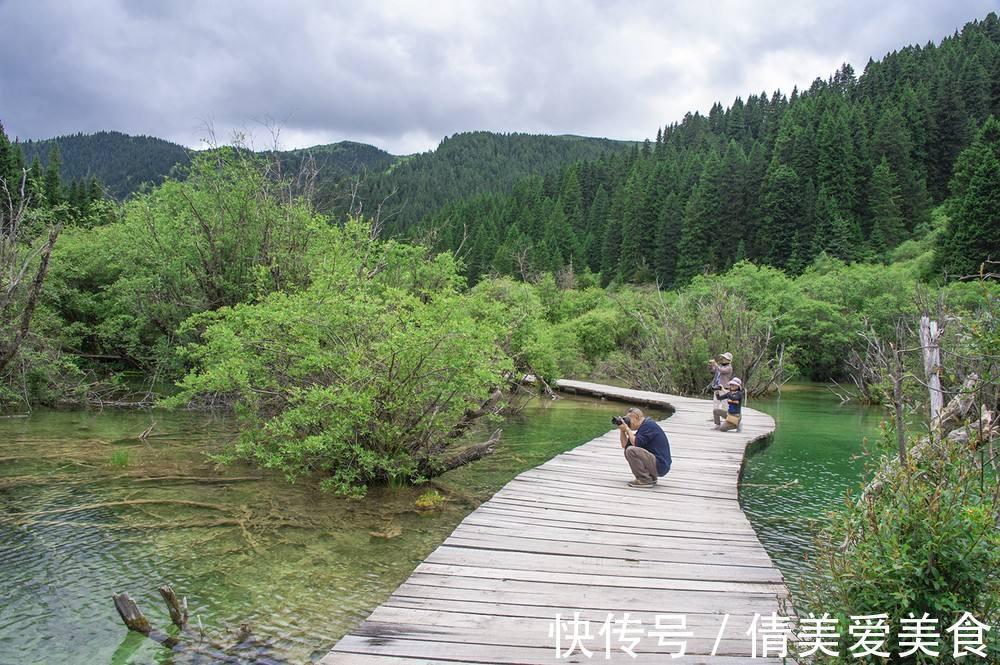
top-left (0, 123), bottom-right (106, 219)
top-left (17, 130), bottom-right (631, 226)
top-left (420, 13), bottom-right (1000, 284)
top-left (20, 131), bottom-right (192, 199)
top-left (19, 131), bottom-right (399, 201)
top-left (328, 131), bottom-right (635, 230)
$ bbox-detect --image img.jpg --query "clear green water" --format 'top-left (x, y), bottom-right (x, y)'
top-left (0, 396), bottom-right (662, 665)
top-left (739, 383), bottom-right (884, 596)
top-left (0, 387), bottom-right (882, 664)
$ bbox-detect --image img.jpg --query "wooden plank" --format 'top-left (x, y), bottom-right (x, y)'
top-left (464, 508), bottom-right (763, 543)
top-left (319, 382), bottom-right (786, 664)
top-left (471, 505), bottom-right (761, 540)
top-left (354, 615), bottom-right (755, 656)
top-left (442, 533), bottom-right (776, 566)
top-left (326, 635), bottom-right (786, 664)
top-left (385, 588), bottom-right (787, 620)
top-left (407, 566), bottom-right (789, 596)
top-left (481, 499), bottom-right (758, 535)
top-left (450, 522), bottom-right (768, 552)
top-left (423, 548), bottom-right (785, 584)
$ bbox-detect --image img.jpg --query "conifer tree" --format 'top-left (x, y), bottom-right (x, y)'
top-left (935, 116), bottom-right (1000, 276)
top-left (928, 66), bottom-right (969, 200)
top-left (867, 156), bottom-right (906, 253)
top-left (759, 163), bottom-right (805, 269)
top-left (619, 162), bottom-right (655, 280)
top-left (87, 176), bottom-right (104, 204)
top-left (599, 185), bottom-right (627, 285)
top-left (0, 121), bottom-right (17, 189)
top-left (816, 102), bottom-right (857, 216)
top-left (873, 104), bottom-right (930, 229)
top-left (716, 141), bottom-right (749, 269)
top-left (674, 151), bottom-right (722, 283)
top-left (43, 144), bottom-right (63, 206)
top-left (812, 186), bottom-right (863, 262)
top-left (586, 185), bottom-right (610, 272)
top-left (654, 192), bottom-right (683, 285)
top-left (27, 156), bottom-right (44, 205)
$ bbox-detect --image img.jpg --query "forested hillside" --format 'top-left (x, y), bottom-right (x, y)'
top-left (18, 130), bottom-right (633, 226)
top-left (419, 13), bottom-right (1000, 285)
top-left (20, 131), bottom-right (192, 199)
top-left (326, 131), bottom-right (635, 230)
top-left (19, 132), bottom-right (397, 200)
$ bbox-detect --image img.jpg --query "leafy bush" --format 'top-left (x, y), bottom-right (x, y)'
top-left (804, 428), bottom-right (999, 662)
top-left (43, 148), bottom-right (325, 373)
top-left (167, 221), bottom-right (513, 496)
top-left (561, 305), bottom-right (634, 362)
top-left (467, 277), bottom-right (581, 382)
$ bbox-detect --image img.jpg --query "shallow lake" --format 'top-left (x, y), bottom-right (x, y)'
top-left (0, 385), bottom-right (882, 663)
top-left (740, 384), bottom-right (883, 596)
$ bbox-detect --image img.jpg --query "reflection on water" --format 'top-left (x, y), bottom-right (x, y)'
top-left (1, 397), bottom-right (650, 664)
top-left (739, 384), bottom-right (883, 597)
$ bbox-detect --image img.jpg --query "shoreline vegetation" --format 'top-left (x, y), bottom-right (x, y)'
top-left (1, 10), bottom-right (998, 662)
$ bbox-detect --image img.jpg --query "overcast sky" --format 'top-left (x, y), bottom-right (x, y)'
top-left (1, 0), bottom-right (996, 154)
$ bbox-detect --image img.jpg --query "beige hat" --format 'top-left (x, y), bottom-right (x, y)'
top-left (729, 377), bottom-right (742, 387)
top-left (719, 352), bottom-right (733, 362)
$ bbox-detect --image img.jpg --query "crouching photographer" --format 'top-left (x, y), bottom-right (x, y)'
top-left (613, 407), bottom-right (671, 488)
top-left (713, 377), bottom-right (744, 432)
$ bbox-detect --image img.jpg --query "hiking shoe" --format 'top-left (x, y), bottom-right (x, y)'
top-left (628, 479), bottom-right (656, 488)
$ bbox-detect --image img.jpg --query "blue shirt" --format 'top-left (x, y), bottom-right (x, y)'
top-left (718, 389), bottom-right (744, 415)
top-left (633, 417), bottom-right (671, 476)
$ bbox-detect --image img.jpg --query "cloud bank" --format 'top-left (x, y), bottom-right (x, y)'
top-left (0, 0), bottom-right (994, 154)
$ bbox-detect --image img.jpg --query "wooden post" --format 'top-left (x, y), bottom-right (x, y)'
top-left (920, 315), bottom-right (944, 427)
top-left (112, 593), bottom-right (151, 635)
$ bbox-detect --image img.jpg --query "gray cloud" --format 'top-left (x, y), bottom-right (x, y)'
top-left (0, 0), bottom-right (995, 154)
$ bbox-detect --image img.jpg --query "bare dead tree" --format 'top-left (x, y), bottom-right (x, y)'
top-left (609, 287), bottom-right (787, 397)
top-left (0, 169), bottom-right (62, 377)
top-left (513, 246), bottom-right (536, 283)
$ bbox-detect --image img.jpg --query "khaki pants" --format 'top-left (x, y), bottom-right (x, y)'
top-left (625, 445), bottom-right (659, 483)
top-left (715, 409), bottom-right (740, 432)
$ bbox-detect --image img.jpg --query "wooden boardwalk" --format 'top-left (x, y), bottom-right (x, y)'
top-left (320, 380), bottom-right (789, 664)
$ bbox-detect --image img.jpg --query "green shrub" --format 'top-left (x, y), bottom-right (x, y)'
top-left (468, 277), bottom-right (583, 382)
top-left (804, 427), bottom-right (999, 662)
top-left (561, 306), bottom-right (633, 362)
top-left (167, 221), bottom-right (514, 497)
top-left (43, 148), bottom-right (326, 374)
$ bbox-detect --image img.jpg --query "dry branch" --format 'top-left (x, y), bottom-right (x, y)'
top-left (436, 428), bottom-right (502, 473)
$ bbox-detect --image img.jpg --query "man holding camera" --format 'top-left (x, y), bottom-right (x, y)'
top-left (615, 407), bottom-right (671, 488)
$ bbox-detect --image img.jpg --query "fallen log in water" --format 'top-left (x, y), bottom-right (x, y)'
top-left (112, 592), bottom-right (151, 635)
top-left (158, 585), bottom-right (188, 629)
top-left (112, 584), bottom-right (276, 661)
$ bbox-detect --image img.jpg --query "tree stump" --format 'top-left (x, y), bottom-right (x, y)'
top-left (112, 593), bottom-right (151, 635)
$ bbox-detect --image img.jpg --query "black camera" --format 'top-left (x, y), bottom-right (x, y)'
top-left (611, 415), bottom-right (629, 427)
